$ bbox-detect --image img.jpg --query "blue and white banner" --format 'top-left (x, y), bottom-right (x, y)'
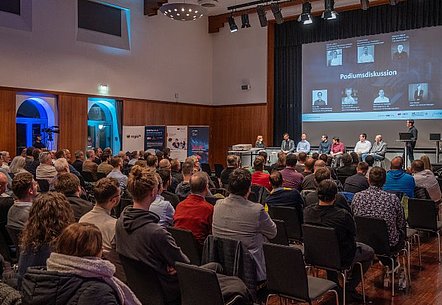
top-left (145, 126), bottom-right (166, 151)
top-left (188, 126), bottom-right (209, 163)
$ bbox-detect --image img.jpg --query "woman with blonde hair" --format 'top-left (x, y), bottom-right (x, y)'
top-left (420, 154), bottom-right (432, 171)
top-left (9, 156), bottom-right (28, 175)
top-left (18, 192), bottom-right (75, 288)
top-left (22, 222), bottom-right (141, 305)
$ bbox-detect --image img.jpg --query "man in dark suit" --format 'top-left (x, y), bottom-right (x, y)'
top-left (406, 119), bottom-right (418, 163)
top-left (313, 91), bottom-right (326, 106)
top-left (413, 84), bottom-right (424, 102)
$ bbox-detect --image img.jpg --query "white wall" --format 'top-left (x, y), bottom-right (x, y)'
top-left (211, 14), bottom-right (267, 105)
top-left (0, 0), bottom-right (213, 104)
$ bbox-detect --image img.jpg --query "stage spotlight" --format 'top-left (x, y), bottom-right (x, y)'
top-left (389, 0), bottom-right (399, 5)
top-left (256, 5), bottom-right (267, 27)
top-left (270, 3), bottom-right (284, 24)
top-left (360, 0), bottom-right (369, 10)
top-left (241, 14), bottom-right (251, 28)
top-left (322, 0), bottom-right (338, 20)
top-left (298, 1), bottom-right (313, 24)
top-left (228, 15), bottom-right (238, 32)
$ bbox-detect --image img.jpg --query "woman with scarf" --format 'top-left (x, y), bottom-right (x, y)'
top-left (21, 222), bottom-right (141, 305)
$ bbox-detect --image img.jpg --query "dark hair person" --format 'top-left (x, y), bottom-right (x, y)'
top-left (21, 223), bottom-right (141, 305)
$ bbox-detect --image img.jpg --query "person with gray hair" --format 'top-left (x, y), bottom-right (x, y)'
top-left (36, 152), bottom-right (57, 181)
top-left (82, 149), bottom-right (98, 174)
top-left (363, 134), bottom-right (387, 162)
top-left (9, 156), bottom-right (29, 175)
top-left (0, 151), bottom-right (11, 172)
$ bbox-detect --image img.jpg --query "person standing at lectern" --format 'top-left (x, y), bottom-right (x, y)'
top-left (281, 133), bottom-right (295, 154)
top-left (406, 119), bottom-right (418, 163)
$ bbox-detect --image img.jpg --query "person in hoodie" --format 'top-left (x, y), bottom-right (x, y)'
top-left (411, 160), bottom-right (441, 203)
top-left (383, 156), bottom-right (415, 198)
top-left (115, 165), bottom-right (190, 305)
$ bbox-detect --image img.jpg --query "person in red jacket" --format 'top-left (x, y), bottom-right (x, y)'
top-left (251, 156), bottom-right (271, 191)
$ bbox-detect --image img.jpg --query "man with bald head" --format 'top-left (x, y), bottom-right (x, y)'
top-left (363, 134), bottom-right (387, 162)
top-left (384, 156), bottom-right (415, 198)
top-left (159, 158), bottom-right (171, 171)
top-left (173, 172), bottom-right (214, 245)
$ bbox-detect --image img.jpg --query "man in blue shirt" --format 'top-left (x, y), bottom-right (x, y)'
top-left (107, 156), bottom-right (128, 188)
top-left (297, 133), bottom-right (311, 153)
top-left (384, 156), bottom-right (415, 198)
top-left (318, 135), bottom-right (331, 154)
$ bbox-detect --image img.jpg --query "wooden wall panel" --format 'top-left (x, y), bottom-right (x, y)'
top-left (0, 88), bottom-right (17, 156)
top-left (58, 94), bottom-right (88, 159)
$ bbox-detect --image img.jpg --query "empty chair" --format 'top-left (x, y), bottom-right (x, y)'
top-left (269, 219), bottom-right (289, 246)
top-left (263, 243), bottom-right (339, 305)
top-left (119, 254), bottom-right (166, 305)
top-left (167, 227), bottom-right (202, 265)
top-left (407, 198), bottom-right (442, 262)
top-left (302, 224), bottom-right (366, 305)
top-left (269, 206), bottom-right (302, 243)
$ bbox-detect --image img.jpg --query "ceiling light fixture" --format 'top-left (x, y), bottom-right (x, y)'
top-left (270, 3), bottom-right (284, 24)
top-left (322, 0), bottom-right (338, 20)
top-left (241, 14), bottom-right (251, 28)
top-left (360, 0), bottom-right (369, 10)
top-left (228, 15), bottom-right (238, 32)
top-left (256, 5), bottom-right (267, 27)
top-left (298, 1), bottom-right (313, 24)
top-left (159, 3), bottom-right (207, 21)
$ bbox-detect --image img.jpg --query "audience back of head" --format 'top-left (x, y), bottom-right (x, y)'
top-left (228, 168), bottom-right (251, 197)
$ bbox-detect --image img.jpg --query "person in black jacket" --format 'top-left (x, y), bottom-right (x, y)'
top-left (21, 223), bottom-right (141, 305)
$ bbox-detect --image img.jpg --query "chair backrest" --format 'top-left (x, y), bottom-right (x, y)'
top-left (269, 206), bottom-right (302, 242)
top-left (36, 179), bottom-right (49, 192)
top-left (414, 186), bottom-right (430, 200)
top-left (337, 175), bottom-right (349, 186)
top-left (269, 219), bottom-right (289, 246)
top-left (302, 224), bottom-right (342, 271)
top-left (167, 227), bottom-right (202, 265)
top-left (263, 243), bottom-right (309, 302)
top-left (408, 198), bottom-right (438, 231)
top-left (175, 262), bottom-right (224, 305)
top-left (385, 190), bottom-right (404, 201)
top-left (5, 225), bottom-right (22, 258)
top-left (354, 216), bottom-right (391, 256)
top-left (214, 164), bottom-right (224, 178)
top-left (119, 254), bottom-right (166, 305)
top-left (201, 163), bottom-right (212, 176)
top-left (250, 185), bottom-right (270, 205)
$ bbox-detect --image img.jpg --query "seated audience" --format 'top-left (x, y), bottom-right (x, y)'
top-left (221, 155), bottom-right (239, 188)
top-left (128, 150), bottom-right (140, 166)
top-left (363, 134), bottom-right (387, 161)
top-left (54, 173), bottom-right (93, 221)
top-left (0, 151), bottom-right (11, 172)
top-left (159, 158), bottom-right (172, 171)
top-left (36, 152), bottom-right (57, 182)
top-left (8, 172), bottom-right (37, 229)
top-left (18, 192), bottom-right (74, 288)
top-left (72, 150), bottom-right (84, 173)
top-left (22, 223), bottom-right (141, 305)
top-left (411, 160), bottom-right (441, 203)
top-left (344, 162), bottom-right (369, 194)
top-left (251, 156), bottom-right (271, 191)
top-left (336, 153), bottom-right (357, 178)
top-left (79, 178), bottom-right (120, 252)
top-left (82, 149), bottom-right (98, 173)
top-left (304, 180), bottom-right (374, 302)
top-left (174, 172), bottom-right (214, 245)
top-left (364, 155), bottom-right (375, 178)
top-left (158, 169), bottom-right (180, 208)
top-left (296, 133), bottom-right (311, 153)
top-left (265, 171), bottom-right (303, 224)
top-left (97, 153), bottom-right (113, 175)
top-left (318, 135), bottom-right (331, 154)
top-left (270, 151), bottom-right (286, 172)
top-left (55, 150), bottom-right (81, 177)
top-left (93, 147), bottom-right (102, 164)
top-left (24, 148), bottom-right (40, 177)
top-left (311, 152), bottom-right (319, 160)
top-left (301, 160), bottom-right (326, 191)
top-left (280, 153), bottom-right (304, 190)
top-left (9, 156), bottom-right (29, 175)
top-left (302, 157), bottom-right (315, 177)
top-left (51, 158), bottom-right (70, 189)
top-left (212, 168), bottom-right (277, 281)
top-left (384, 156), bottom-right (415, 198)
top-left (175, 161), bottom-right (193, 198)
top-left (146, 154), bottom-right (159, 170)
top-left (170, 158), bottom-right (182, 192)
top-left (295, 152), bottom-right (307, 173)
top-left (353, 167), bottom-right (406, 254)
top-left (354, 133), bottom-right (371, 157)
top-left (420, 154), bottom-right (432, 171)
top-left (350, 152), bottom-right (360, 167)
top-left (107, 156), bottom-right (128, 188)
top-left (0, 172), bottom-right (13, 220)
top-left (149, 174), bottom-right (175, 227)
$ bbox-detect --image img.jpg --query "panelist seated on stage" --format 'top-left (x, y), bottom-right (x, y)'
top-left (296, 133), bottom-right (311, 153)
top-left (318, 135), bottom-right (331, 154)
top-left (354, 133), bottom-right (371, 156)
top-left (330, 137), bottom-right (345, 166)
top-left (255, 135), bottom-right (265, 148)
top-left (281, 133), bottom-right (295, 153)
top-left (362, 134), bottom-right (387, 161)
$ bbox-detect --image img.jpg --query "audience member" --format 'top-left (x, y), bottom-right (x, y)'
top-left (0, 151), bottom-right (11, 172)
top-left (18, 192), bottom-right (74, 288)
top-left (82, 149), bottom-right (98, 174)
top-left (221, 155), bottom-right (239, 188)
top-left (311, 152), bottom-right (319, 160)
top-left (364, 155), bottom-right (375, 178)
top-left (163, 148), bottom-right (171, 160)
top-left (296, 133), bottom-right (311, 153)
top-left (25, 147), bottom-right (34, 164)
top-left (94, 147), bottom-right (103, 164)
top-left (55, 150), bottom-right (81, 177)
top-left (411, 160), bottom-right (441, 203)
top-left (318, 135), bottom-right (332, 154)
top-left (420, 155), bottom-right (432, 171)
top-left (302, 158), bottom-right (315, 177)
top-left (175, 161), bottom-right (193, 198)
top-left (0, 172), bottom-right (13, 224)
top-left (258, 150), bottom-right (272, 172)
top-left (23, 148), bottom-right (40, 177)
top-left (301, 159), bottom-right (326, 191)
top-left (158, 169), bottom-right (180, 208)
top-left (149, 174), bottom-right (175, 227)
top-left (251, 156), bottom-right (271, 191)
top-left (128, 151), bottom-right (140, 166)
top-left (174, 172), bottom-right (214, 245)
top-left (353, 167), bottom-right (406, 255)
top-left (280, 154), bottom-right (304, 190)
top-left (265, 171), bottom-right (303, 224)
top-left (72, 150), bottom-right (84, 173)
top-left (336, 153), bottom-right (357, 178)
top-left (54, 173), bottom-right (93, 221)
top-left (344, 162), bottom-right (369, 194)
top-left (270, 151), bottom-right (286, 172)
top-left (22, 223), bottom-right (141, 305)
top-left (295, 152), bottom-right (307, 173)
top-left (8, 172), bottom-right (37, 229)
top-left (384, 156), bottom-right (415, 198)
top-left (304, 180), bottom-right (374, 302)
top-left (107, 156), bottom-right (128, 188)
top-left (146, 154), bottom-right (158, 170)
top-left (35, 152), bottom-right (55, 182)
top-left (159, 158), bottom-right (172, 171)
top-left (170, 159), bottom-right (182, 192)
top-left (9, 156), bottom-right (29, 175)
top-left (97, 153), bottom-right (113, 175)
top-left (213, 168), bottom-right (277, 281)
top-left (350, 152), bottom-right (360, 167)
top-left (80, 178), bottom-right (120, 251)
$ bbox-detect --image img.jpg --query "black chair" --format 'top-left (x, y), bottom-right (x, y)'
top-left (175, 262), bottom-right (243, 305)
top-left (205, 196), bottom-right (219, 205)
top-left (36, 179), bottom-right (49, 192)
top-left (167, 227), bottom-right (202, 265)
top-left (302, 224), bottom-right (366, 305)
top-left (269, 206), bottom-right (302, 243)
top-left (201, 163), bottom-right (212, 176)
top-left (414, 186), bottom-right (431, 200)
top-left (249, 185), bottom-right (270, 205)
top-left (337, 175), bottom-right (350, 186)
top-left (269, 219), bottom-right (289, 246)
top-left (178, 195), bottom-right (187, 202)
top-left (119, 254), bottom-right (166, 305)
top-left (81, 171), bottom-right (97, 182)
top-left (407, 198), bottom-right (442, 262)
top-left (210, 176), bottom-right (221, 189)
top-left (96, 172), bottom-right (107, 180)
top-left (5, 225), bottom-right (22, 260)
top-left (263, 243), bottom-right (339, 305)
top-left (385, 190), bottom-right (404, 201)
top-left (354, 216), bottom-right (408, 297)
top-left (214, 163), bottom-right (224, 178)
